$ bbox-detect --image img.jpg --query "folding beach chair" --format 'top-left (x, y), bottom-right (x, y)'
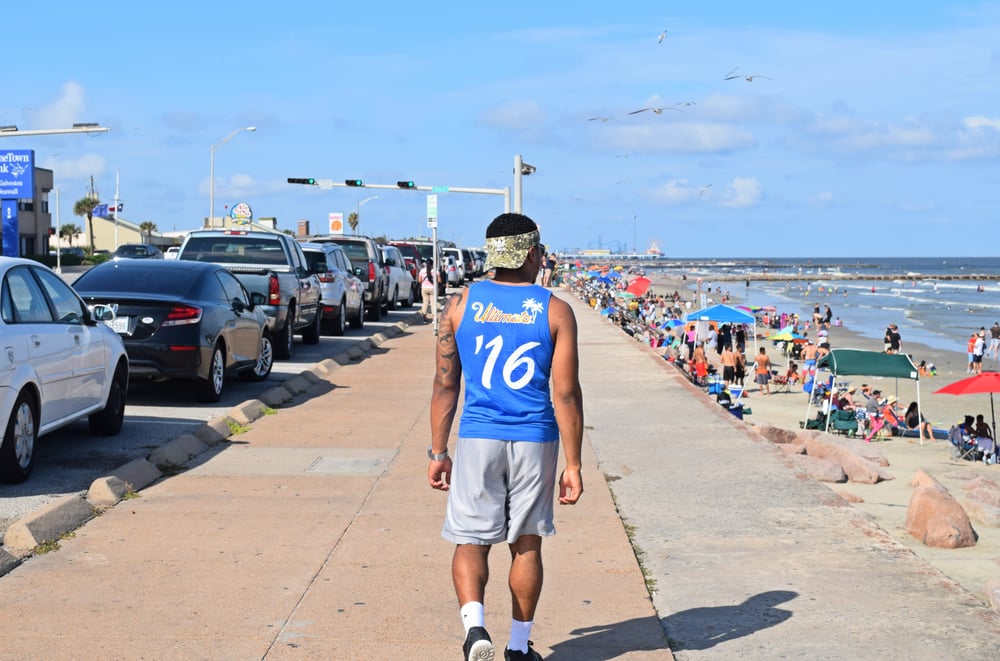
top-left (949, 425), bottom-right (979, 461)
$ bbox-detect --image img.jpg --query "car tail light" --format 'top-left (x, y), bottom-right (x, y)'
top-left (268, 273), bottom-right (281, 304)
top-left (161, 305), bottom-right (202, 327)
top-left (368, 262), bottom-right (376, 282)
top-left (317, 272), bottom-right (334, 283)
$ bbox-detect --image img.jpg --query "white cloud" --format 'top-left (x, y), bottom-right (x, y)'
top-left (648, 179), bottom-right (700, 205)
top-left (720, 177), bottom-right (762, 208)
top-left (30, 81), bottom-right (87, 128)
top-left (963, 116), bottom-right (1000, 131)
top-left (810, 191), bottom-right (837, 207)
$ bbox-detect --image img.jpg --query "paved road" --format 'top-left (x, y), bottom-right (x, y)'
top-left (0, 290), bottom-right (426, 544)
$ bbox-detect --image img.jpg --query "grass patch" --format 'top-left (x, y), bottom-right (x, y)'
top-left (261, 406), bottom-right (278, 416)
top-left (608, 482), bottom-right (658, 596)
top-left (33, 531), bottom-right (76, 555)
top-left (226, 419), bottom-right (252, 435)
top-left (122, 483), bottom-right (141, 500)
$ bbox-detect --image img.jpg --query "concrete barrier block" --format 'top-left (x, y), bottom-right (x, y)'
top-left (148, 434), bottom-right (209, 470)
top-left (0, 548), bottom-right (21, 577)
top-left (370, 332), bottom-right (387, 346)
top-left (299, 371), bottom-right (320, 384)
top-left (87, 475), bottom-right (129, 507)
top-left (109, 458), bottom-right (162, 492)
top-left (197, 417), bottom-right (232, 445)
top-left (346, 344), bottom-right (367, 360)
top-left (383, 325), bottom-right (402, 338)
top-left (282, 374), bottom-right (312, 394)
top-left (229, 399), bottom-right (267, 425)
top-left (260, 386), bottom-right (292, 407)
top-left (315, 358), bottom-right (341, 375)
top-left (3, 494), bottom-right (94, 557)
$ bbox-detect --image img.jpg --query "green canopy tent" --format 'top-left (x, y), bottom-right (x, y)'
top-left (807, 349), bottom-right (921, 439)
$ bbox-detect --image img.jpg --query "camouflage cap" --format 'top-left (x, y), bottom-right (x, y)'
top-left (483, 229), bottom-right (540, 271)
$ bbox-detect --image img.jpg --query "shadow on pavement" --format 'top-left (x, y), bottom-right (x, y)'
top-left (662, 590), bottom-right (798, 652)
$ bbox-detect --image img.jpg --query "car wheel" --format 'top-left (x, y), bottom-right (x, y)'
top-left (302, 306), bottom-right (321, 345)
top-left (331, 298), bottom-right (347, 336)
top-left (89, 363), bottom-right (127, 436)
top-left (198, 344), bottom-right (226, 402)
top-left (350, 300), bottom-right (365, 329)
top-left (240, 333), bottom-right (274, 382)
top-left (388, 286), bottom-right (398, 311)
top-left (0, 390), bottom-right (37, 483)
top-left (274, 313), bottom-right (293, 360)
top-left (403, 284), bottom-right (414, 308)
top-left (368, 293), bottom-right (382, 321)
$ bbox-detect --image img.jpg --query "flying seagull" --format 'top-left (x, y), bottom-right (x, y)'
top-left (587, 117), bottom-right (615, 122)
top-left (699, 184), bottom-right (712, 196)
top-left (628, 106), bottom-right (682, 115)
top-left (657, 30), bottom-right (667, 44)
top-left (724, 67), bottom-right (741, 80)
top-left (743, 74), bottom-right (773, 82)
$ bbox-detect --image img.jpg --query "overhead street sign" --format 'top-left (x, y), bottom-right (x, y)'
top-left (431, 186), bottom-right (450, 193)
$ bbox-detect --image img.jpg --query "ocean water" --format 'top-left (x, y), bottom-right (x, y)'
top-left (653, 257), bottom-right (1000, 357)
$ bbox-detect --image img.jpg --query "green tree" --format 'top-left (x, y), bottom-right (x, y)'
top-left (347, 212), bottom-right (359, 235)
top-left (59, 223), bottom-right (82, 246)
top-left (73, 196), bottom-right (99, 254)
top-left (139, 221), bottom-right (158, 244)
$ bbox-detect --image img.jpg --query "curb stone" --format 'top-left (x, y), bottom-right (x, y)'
top-left (0, 310), bottom-right (425, 576)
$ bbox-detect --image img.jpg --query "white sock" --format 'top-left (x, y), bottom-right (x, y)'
top-left (508, 619), bottom-right (533, 653)
top-left (460, 602), bottom-right (485, 633)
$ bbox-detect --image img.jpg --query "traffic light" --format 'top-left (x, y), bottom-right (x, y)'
top-left (397, 180), bottom-right (416, 189)
top-left (345, 179), bottom-right (364, 187)
top-left (287, 178), bottom-right (316, 185)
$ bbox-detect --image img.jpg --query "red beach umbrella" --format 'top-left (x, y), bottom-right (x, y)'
top-left (934, 371), bottom-right (1000, 438)
top-left (625, 276), bottom-right (653, 297)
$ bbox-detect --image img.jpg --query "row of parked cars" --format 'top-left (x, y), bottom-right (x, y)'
top-left (0, 231), bottom-right (482, 483)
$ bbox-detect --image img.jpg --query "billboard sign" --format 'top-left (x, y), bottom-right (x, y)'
top-left (0, 149), bottom-right (34, 199)
top-left (328, 212), bottom-right (344, 235)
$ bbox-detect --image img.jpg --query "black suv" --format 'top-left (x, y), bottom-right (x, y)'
top-left (308, 235), bottom-right (389, 321)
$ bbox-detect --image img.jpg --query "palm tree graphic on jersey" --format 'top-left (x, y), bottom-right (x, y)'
top-left (522, 297), bottom-right (544, 322)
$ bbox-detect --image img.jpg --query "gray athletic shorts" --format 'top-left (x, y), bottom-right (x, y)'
top-left (442, 436), bottom-right (560, 546)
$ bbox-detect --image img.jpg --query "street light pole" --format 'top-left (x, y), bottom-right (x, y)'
top-left (209, 126), bottom-right (256, 227)
top-left (356, 195), bottom-right (379, 235)
top-left (632, 215), bottom-right (637, 255)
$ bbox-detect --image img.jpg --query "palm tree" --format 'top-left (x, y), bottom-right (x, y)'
top-left (139, 221), bottom-right (158, 244)
top-left (73, 196), bottom-right (99, 254)
top-left (59, 223), bottom-right (83, 246)
top-left (347, 212), bottom-right (359, 235)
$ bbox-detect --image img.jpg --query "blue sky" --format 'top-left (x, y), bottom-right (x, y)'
top-left (4, 1), bottom-right (999, 257)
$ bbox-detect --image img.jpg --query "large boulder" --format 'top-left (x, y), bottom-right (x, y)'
top-left (801, 437), bottom-right (893, 484)
top-left (795, 455), bottom-right (847, 483)
top-left (962, 477), bottom-right (1000, 527)
top-left (756, 424), bottom-right (800, 445)
top-left (905, 471), bottom-right (978, 548)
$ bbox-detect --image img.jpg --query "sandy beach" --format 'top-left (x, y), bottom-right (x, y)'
top-left (580, 270), bottom-right (1000, 606)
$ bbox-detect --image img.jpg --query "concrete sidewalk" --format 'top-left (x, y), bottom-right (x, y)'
top-left (2, 291), bottom-right (1000, 659)
top-left (0, 307), bottom-right (665, 659)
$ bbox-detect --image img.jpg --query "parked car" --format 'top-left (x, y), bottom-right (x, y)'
top-left (73, 259), bottom-right (273, 403)
top-left (299, 242), bottom-right (365, 335)
top-left (386, 241), bottom-right (422, 298)
top-left (443, 254), bottom-right (463, 287)
top-left (0, 257), bottom-right (128, 482)
top-left (460, 248), bottom-right (478, 281)
top-left (177, 229), bottom-right (322, 360)
top-left (164, 246), bottom-right (180, 259)
top-left (306, 235), bottom-right (389, 322)
top-left (380, 244), bottom-right (415, 308)
top-left (442, 248), bottom-right (465, 285)
top-left (113, 243), bottom-right (163, 260)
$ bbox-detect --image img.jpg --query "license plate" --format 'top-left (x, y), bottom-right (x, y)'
top-left (105, 316), bottom-right (130, 334)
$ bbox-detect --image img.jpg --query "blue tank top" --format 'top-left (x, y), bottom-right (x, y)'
top-left (456, 280), bottom-right (558, 442)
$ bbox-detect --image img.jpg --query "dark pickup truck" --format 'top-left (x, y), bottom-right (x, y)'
top-left (177, 229), bottom-right (322, 359)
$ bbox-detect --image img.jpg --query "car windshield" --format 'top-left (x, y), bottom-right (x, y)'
top-left (75, 264), bottom-right (201, 296)
top-left (115, 245), bottom-right (148, 256)
top-left (333, 242), bottom-right (368, 263)
top-left (180, 236), bottom-right (286, 264)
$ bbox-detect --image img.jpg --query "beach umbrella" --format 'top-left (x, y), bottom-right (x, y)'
top-left (659, 318), bottom-right (685, 329)
top-left (615, 291), bottom-right (637, 299)
top-left (625, 276), bottom-right (653, 296)
top-left (600, 306), bottom-right (615, 316)
top-left (768, 325), bottom-right (803, 341)
top-left (933, 371), bottom-right (1000, 438)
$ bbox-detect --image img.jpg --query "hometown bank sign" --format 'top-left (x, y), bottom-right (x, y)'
top-left (0, 149), bottom-right (34, 199)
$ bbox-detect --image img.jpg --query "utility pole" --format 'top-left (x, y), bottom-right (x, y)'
top-left (113, 170), bottom-right (121, 249)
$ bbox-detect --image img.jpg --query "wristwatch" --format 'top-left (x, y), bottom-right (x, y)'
top-left (427, 446), bottom-right (449, 461)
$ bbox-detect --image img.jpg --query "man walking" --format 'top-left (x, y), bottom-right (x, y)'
top-left (428, 213), bottom-right (584, 661)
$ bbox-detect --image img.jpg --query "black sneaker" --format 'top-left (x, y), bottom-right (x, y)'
top-left (504, 641), bottom-right (543, 661)
top-left (463, 626), bottom-right (495, 661)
